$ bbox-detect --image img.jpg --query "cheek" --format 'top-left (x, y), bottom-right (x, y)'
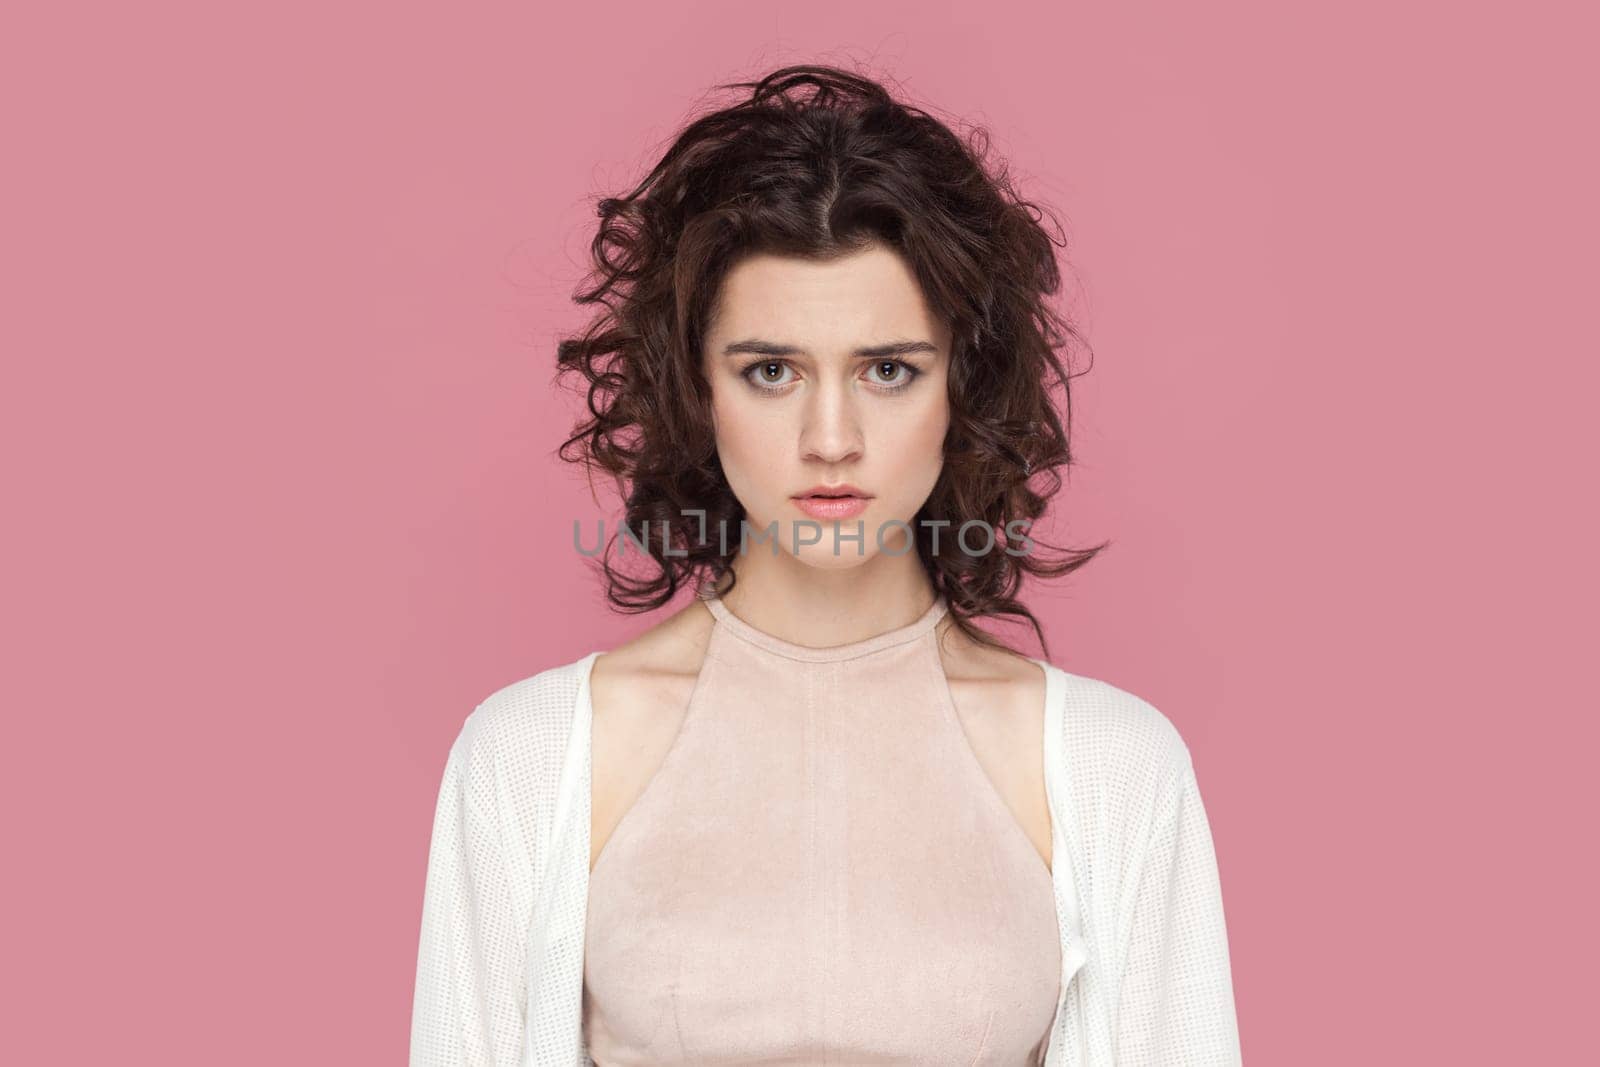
top-left (891, 396), bottom-right (950, 483)
top-left (709, 390), bottom-right (771, 488)
top-left (856, 400), bottom-right (948, 527)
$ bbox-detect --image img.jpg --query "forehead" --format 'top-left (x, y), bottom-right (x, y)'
top-left (708, 244), bottom-right (949, 350)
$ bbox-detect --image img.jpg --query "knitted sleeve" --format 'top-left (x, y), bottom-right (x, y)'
top-left (410, 707), bottom-right (530, 1066)
top-left (1113, 761), bottom-right (1242, 1064)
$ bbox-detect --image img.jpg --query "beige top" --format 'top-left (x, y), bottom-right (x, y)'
top-left (582, 591), bottom-right (1062, 1064)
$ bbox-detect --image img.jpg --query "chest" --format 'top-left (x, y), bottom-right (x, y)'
top-left (590, 658), bottom-right (1053, 874)
top-left (581, 641), bottom-right (1063, 1063)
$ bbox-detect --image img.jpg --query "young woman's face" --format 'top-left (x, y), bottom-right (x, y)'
top-left (702, 242), bottom-right (952, 569)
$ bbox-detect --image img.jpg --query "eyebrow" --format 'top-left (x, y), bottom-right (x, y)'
top-left (720, 339), bottom-right (940, 359)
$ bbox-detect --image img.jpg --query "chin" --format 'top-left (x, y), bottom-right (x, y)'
top-left (790, 542), bottom-right (881, 571)
top-left (784, 511), bottom-right (915, 570)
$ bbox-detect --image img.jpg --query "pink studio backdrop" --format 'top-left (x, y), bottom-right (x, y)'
top-left (4, 1), bottom-right (1594, 1062)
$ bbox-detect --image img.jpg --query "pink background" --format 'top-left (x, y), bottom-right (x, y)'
top-left (5, 1), bottom-right (1595, 1062)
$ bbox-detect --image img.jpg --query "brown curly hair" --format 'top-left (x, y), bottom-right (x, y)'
top-left (554, 63), bottom-right (1108, 658)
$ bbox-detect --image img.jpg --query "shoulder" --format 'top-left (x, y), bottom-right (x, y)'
top-left (1040, 662), bottom-right (1197, 826)
top-left (431, 654), bottom-right (596, 870)
top-left (445, 653), bottom-right (595, 799)
top-left (475, 652), bottom-right (593, 719)
top-left (1049, 664), bottom-right (1194, 772)
top-left (589, 598), bottom-right (714, 723)
top-left (452, 600), bottom-right (710, 774)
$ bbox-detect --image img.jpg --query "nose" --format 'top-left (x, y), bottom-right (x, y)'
top-left (798, 377), bottom-right (864, 466)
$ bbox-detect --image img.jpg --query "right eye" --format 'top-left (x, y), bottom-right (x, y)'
top-left (742, 359), bottom-right (796, 392)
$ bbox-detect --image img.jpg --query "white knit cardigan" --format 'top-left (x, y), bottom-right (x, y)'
top-left (410, 650), bottom-right (1241, 1065)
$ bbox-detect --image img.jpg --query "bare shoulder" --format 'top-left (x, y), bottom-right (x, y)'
top-left (935, 613), bottom-right (1048, 746)
top-left (589, 597), bottom-right (715, 719)
top-left (588, 597), bottom-right (714, 872)
top-left (934, 614), bottom-right (1052, 869)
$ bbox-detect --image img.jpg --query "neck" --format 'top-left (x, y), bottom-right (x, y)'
top-left (711, 544), bottom-right (939, 649)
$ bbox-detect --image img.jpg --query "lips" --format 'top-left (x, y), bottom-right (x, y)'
top-left (791, 486), bottom-right (872, 520)
top-left (794, 483), bottom-right (869, 499)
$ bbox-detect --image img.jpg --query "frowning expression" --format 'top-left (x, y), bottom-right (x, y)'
top-left (702, 242), bottom-right (952, 568)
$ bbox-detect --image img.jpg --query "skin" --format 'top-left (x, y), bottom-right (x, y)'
top-left (704, 241), bottom-right (951, 620)
top-left (588, 241), bottom-right (1051, 877)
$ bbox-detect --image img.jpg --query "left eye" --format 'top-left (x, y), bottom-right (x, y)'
top-left (866, 360), bottom-right (924, 388)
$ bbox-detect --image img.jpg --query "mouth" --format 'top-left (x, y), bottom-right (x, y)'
top-left (791, 487), bottom-right (873, 519)
top-left (792, 484), bottom-right (872, 501)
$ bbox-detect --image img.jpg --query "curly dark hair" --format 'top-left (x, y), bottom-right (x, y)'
top-left (554, 63), bottom-right (1108, 657)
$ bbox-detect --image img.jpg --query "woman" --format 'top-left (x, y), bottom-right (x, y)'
top-left (411, 65), bottom-right (1240, 1066)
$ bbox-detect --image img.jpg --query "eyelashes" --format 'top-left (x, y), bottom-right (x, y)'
top-left (738, 358), bottom-right (923, 396)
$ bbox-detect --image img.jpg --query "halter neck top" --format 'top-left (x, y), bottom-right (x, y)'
top-left (582, 591), bottom-right (1062, 1064)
